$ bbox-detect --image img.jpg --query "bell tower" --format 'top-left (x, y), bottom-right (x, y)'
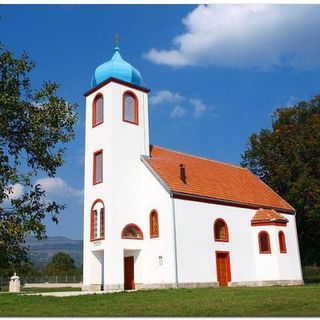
top-left (82, 46), bottom-right (150, 291)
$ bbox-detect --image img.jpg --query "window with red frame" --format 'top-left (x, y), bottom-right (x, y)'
top-left (93, 209), bottom-right (98, 239)
top-left (259, 231), bottom-right (271, 253)
top-left (278, 231), bottom-right (287, 253)
top-left (93, 150), bottom-right (103, 184)
top-left (214, 219), bottom-right (229, 242)
top-left (100, 207), bottom-right (105, 239)
top-left (90, 200), bottom-right (105, 241)
top-left (150, 210), bottom-right (159, 238)
top-left (122, 224), bottom-right (143, 240)
top-left (93, 94), bottom-right (103, 127)
top-left (123, 92), bottom-right (138, 124)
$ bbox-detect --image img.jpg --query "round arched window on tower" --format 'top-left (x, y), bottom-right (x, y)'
top-left (90, 199), bottom-right (105, 241)
top-left (123, 91), bottom-right (138, 124)
top-left (92, 94), bottom-right (104, 127)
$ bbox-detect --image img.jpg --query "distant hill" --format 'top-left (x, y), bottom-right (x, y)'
top-left (26, 236), bottom-right (83, 267)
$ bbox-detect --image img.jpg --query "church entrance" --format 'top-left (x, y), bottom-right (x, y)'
top-left (90, 250), bottom-right (104, 291)
top-left (124, 256), bottom-right (135, 290)
top-left (216, 251), bottom-right (231, 287)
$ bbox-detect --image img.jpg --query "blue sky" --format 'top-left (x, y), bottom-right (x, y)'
top-left (1, 4), bottom-right (320, 240)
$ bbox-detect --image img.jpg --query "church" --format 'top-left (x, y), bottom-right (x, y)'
top-left (82, 46), bottom-right (303, 291)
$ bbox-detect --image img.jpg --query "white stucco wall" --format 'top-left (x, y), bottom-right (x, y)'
top-left (83, 80), bottom-right (176, 290)
top-left (173, 198), bottom-right (303, 285)
top-left (83, 79), bottom-right (303, 291)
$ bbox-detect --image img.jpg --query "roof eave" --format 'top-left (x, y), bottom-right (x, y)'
top-left (171, 191), bottom-right (295, 214)
top-left (140, 156), bottom-right (172, 196)
top-left (251, 218), bottom-right (289, 224)
top-left (84, 77), bottom-right (150, 97)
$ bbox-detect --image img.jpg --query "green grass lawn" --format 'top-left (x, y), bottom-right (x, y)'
top-left (21, 287), bottom-right (82, 293)
top-left (1, 284), bottom-right (320, 316)
top-left (0, 286), bottom-right (81, 293)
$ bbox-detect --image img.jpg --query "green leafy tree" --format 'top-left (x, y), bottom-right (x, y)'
top-left (241, 95), bottom-right (320, 265)
top-left (0, 260), bottom-right (41, 279)
top-left (0, 43), bottom-right (78, 271)
top-left (45, 252), bottom-right (78, 276)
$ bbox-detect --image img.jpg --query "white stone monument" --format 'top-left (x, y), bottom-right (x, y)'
top-left (9, 273), bottom-right (20, 293)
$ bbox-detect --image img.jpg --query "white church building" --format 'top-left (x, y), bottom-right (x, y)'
top-left (82, 46), bottom-right (303, 291)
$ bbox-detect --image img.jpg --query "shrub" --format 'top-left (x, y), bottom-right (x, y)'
top-left (303, 265), bottom-right (320, 283)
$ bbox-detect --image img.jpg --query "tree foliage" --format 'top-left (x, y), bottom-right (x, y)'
top-left (45, 252), bottom-right (78, 276)
top-left (241, 95), bottom-right (320, 265)
top-left (0, 43), bottom-right (78, 271)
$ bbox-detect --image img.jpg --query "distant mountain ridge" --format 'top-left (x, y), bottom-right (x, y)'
top-left (26, 236), bottom-right (83, 267)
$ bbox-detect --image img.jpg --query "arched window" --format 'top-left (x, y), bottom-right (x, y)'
top-left (214, 219), bottom-right (229, 242)
top-left (123, 91), bottom-right (138, 124)
top-left (92, 94), bottom-right (103, 127)
top-left (122, 224), bottom-right (143, 240)
top-left (278, 231), bottom-right (287, 253)
top-left (90, 199), bottom-right (105, 241)
top-left (258, 231), bottom-right (271, 254)
top-left (150, 210), bottom-right (159, 238)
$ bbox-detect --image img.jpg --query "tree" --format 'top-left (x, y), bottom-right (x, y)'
top-left (0, 43), bottom-right (78, 271)
top-left (241, 95), bottom-right (320, 265)
top-left (45, 252), bottom-right (78, 276)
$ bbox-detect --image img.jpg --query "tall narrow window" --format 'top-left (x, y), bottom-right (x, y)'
top-left (123, 91), bottom-right (138, 124)
top-left (93, 150), bottom-right (103, 184)
top-left (258, 231), bottom-right (271, 254)
top-left (150, 210), bottom-right (159, 238)
top-left (93, 210), bottom-right (98, 239)
top-left (90, 199), bottom-right (105, 241)
top-left (92, 94), bottom-right (103, 127)
top-left (100, 207), bottom-right (105, 239)
top-left (278, 231), bottom-right (287, 253)
top-left (214, 219), bottom-right (229, 242)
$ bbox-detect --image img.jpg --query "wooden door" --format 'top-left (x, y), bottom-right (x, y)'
top-left (216, 252), bottom-right (231, 287)
top-left (124, 256), bottom-right (135, 290)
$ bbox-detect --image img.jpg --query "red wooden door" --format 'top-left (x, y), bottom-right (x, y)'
top-left (124, 256), bottom-right (135, 290)
top-left (216, 252), bottom-right (231, 287)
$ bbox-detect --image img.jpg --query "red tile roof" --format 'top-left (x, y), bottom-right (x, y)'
top-left (251, 208), bottom-right (288, 222)
top-left (144, 146), bottom-right (294, 213)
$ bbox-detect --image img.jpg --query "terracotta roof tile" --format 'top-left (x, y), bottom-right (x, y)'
top-left (144, 145), bottom-right (294, 212)
top-left (251, 208), bottom-right (288, 222)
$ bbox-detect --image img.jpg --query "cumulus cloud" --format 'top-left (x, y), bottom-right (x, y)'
top-left (190, 99), bottom-right (207, 118)
top-left (5, 183), bottom-right (24, 200)
top-left (170, 105), bottom-right (188, 119)
top-left (150, 89), bottom-right (209, 119)
top-left (36, 177), bottom-right (83, 199)
top-left (145, 5), bottom-right (320, 70)
top-left (149, 90), bottom-right (185, 106)
top-left (283, 95), bottom-right (299, 108)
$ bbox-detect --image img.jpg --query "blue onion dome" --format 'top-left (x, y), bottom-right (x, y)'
top-left (91, 47), bottom-right (142, 88)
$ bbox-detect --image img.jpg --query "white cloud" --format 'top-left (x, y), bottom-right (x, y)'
top-left (146, 49), bottom-right (189, 67)
top-left (150, 90), bottom-right (185, 106)
top-left (170, 105), bottom-right (187, 119)
top-left (190, 98), bottom-right (207, 118)
top-left (150, 89), bottom-right (209, 119)
top-left (284, 95), bottom-right (299, 108)
top-left (35, 177), bottom-right (83, 199)
top-left (6, 183), bottom-right (24, 200)
top-left (145, 5), bottom-right (320, 70)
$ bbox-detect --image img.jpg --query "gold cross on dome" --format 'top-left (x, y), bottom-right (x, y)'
top-left (114, 33), bottom-right (120, 47)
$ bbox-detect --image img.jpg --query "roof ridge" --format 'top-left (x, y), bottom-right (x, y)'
top-left (151, 145), bottom-right (247, 171)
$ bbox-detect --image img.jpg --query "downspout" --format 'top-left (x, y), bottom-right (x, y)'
top-left (293, 210), bottom-right (304, 283)
top-left (171, 193), bottom-right (179, 288)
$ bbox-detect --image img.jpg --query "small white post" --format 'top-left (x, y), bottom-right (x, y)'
top-left (9, 273), bottom-right (20, 293)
